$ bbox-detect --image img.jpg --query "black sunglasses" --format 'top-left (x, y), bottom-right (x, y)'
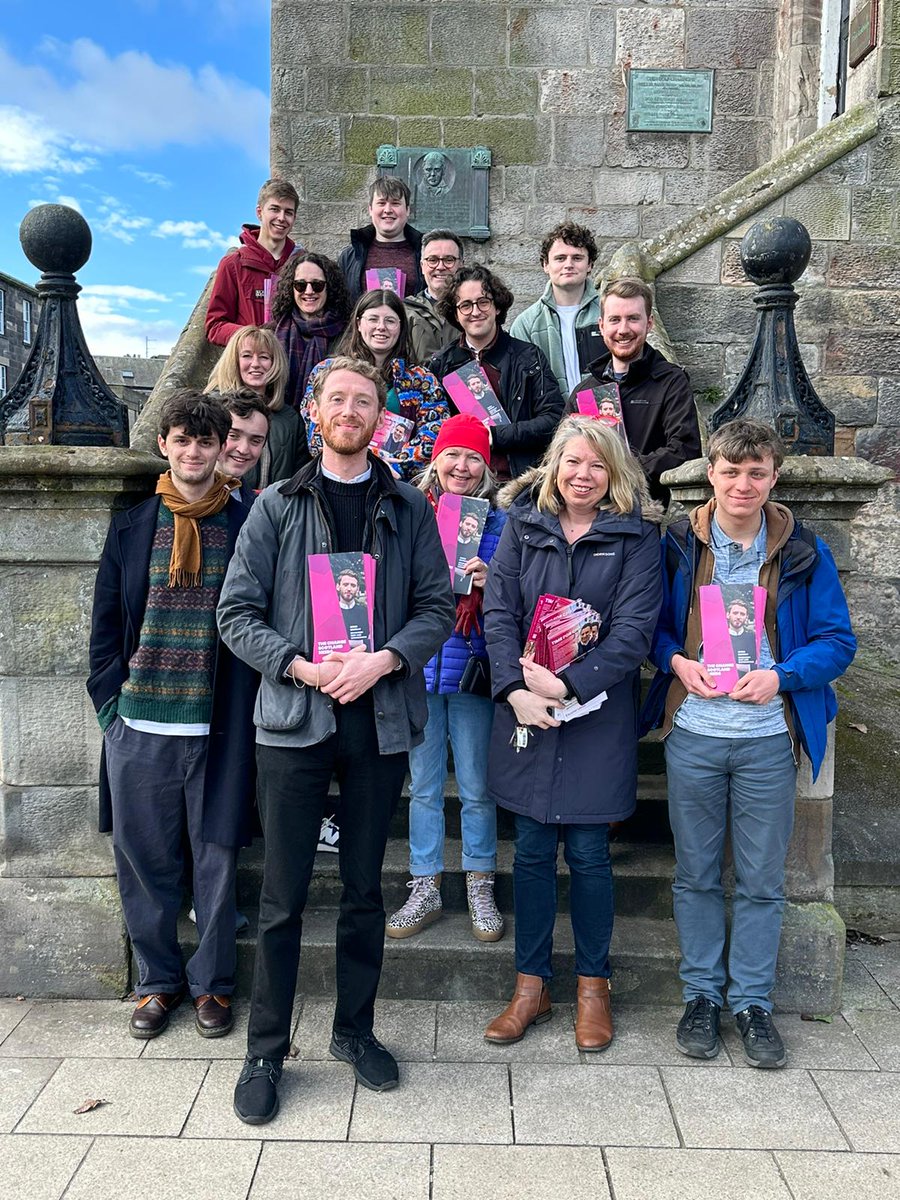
top-left (293, 279), bottom-right (327, 294)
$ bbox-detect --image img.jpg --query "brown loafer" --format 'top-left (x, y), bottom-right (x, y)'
top-left (194, 994), bottom-right (234, 1038)
top-left (484, 973), bottom-right (552, 1044)
top-left (575, 976), bottom-right (613, 1052)
top-left (129, 991), bottom-right (184, 1040)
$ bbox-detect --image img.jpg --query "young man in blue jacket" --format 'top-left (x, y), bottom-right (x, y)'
top-left (643, 418), bottom-right (855, 1068)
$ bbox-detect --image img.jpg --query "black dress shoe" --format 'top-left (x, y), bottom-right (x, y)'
top-left (234, 1056), bottom-right (282, 1125)
top-left (194, 994), bottom-right (234, 1038)
top-left (129, 991), bottom-right (184, 1040)
top-left (329, 1032), bottom-right (399, 1092)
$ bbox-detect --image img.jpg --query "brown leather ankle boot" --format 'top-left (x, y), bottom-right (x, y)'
top-left (484, 973), bottom-right (552, 1044)
top-left (575, 976), bottom-right (613, 1051)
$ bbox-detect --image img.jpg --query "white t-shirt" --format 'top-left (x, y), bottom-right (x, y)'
top-left (557, 304), bottom-right (581, 393)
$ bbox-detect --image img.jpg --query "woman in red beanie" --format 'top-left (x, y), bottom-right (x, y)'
top-left (387, 414), bottom-right (507, 943)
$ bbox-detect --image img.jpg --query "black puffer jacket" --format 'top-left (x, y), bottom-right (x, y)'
top-left (430, 330), bottom-right (565, 478)
top-left (337, 223), bottom-right (425, 304)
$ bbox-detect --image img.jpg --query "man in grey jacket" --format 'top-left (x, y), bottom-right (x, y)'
top-left (217, 357), bottom-right (455, 1124)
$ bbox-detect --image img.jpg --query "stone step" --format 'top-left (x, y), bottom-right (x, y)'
top-left (176, 909), bottom-right (683, 1005)
top-left (235, 838), bottom-right (676, 920)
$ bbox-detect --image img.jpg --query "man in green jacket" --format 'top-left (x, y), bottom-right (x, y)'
top-left (509, 221), bottom-right (601, 396)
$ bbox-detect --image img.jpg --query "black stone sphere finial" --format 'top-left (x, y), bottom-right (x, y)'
top-left (709, 217), bottom-right (834, 456)
top-left (0, 205), bottom-right (129, 447)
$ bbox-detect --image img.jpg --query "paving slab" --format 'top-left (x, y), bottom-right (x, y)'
top-left (436, 1002), bottom-right (580, 1063)
top-left (844, 1008), bottom-right (900, 1071)
top-left (142, 1000), bottom-right (303, 1060)
top-left (848, 942), bottom-right (900, 1005)
top-left (349, 1061), bottom-right (512, 1144)
top-left (250, 1142), bottom-right (431, 1200)
top-left (583, 1005), bottom-right (731, 1068)
top-left (661, 1067), bottom-right (847, 1150)
top-left (0, 1058), bottom-right (60, 1132)
top-left (511, 1064), bottom-right (678, 1148)
top-left (841, 950), bottom-right (899, 1010)
top-left (813, 1069), bottom-right (900, 1152)
top-left (183, 1059), bottom-right (353, 1142)
top-left (16, 1057), bottom-right (206, 1137)
top-left (775, 1150), bottom-right (900, 1198)
top-left (0, 1000), bottom-right (140, 1060)
top-left (290, 999), bottom-right (436, 1062)
top-left (432, 1144), bottom-right (609, 1199)
top-left (64, 1136), bottom-right (260, 1200)
top-left (0, 1133), bottom-right (89, 1200)
top-left (605, 1147), bottom-right (791, 1200)
top-left (0, 998), bottom-right (33, 1045)
top-left (720, 1011), bottom-right (878, 1071)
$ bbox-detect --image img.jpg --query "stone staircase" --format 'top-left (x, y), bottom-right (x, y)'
top-left (174, 743), bottom-right (686, 1006)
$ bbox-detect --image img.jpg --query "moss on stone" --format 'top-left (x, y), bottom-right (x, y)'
top-left (345, 116), bottom-right (396, 164)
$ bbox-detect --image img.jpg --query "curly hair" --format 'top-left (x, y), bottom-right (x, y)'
top-left (438, 263), bottom-right (514, 329)
top-left (204, 326), bottom-right (288, 413)
top-left (539, 221), bottom-right (598, 267)
top-left (336, 289), bottom-right (410, 375)
top-left (269, 250), bottom-right (350, 325)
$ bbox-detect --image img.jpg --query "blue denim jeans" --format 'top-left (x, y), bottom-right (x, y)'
top-left (665, 726), bottom-right (797, 1013)
top-left (513, 814), bottom-right (614, 980)
top-left (407, 692), bottom-right (497, 875)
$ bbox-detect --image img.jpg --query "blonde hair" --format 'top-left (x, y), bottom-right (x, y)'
top-left (535, 415), bottom-right (648, 516)
top-left (416, 451), bottom-right (497, 501)
top-left (204, 326), bottom-right (288, 413)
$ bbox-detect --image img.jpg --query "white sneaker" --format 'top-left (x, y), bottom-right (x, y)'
top-left (386, 875), bottom-right (443, 939)
top-left (317, 815), bottom-right (339, 853)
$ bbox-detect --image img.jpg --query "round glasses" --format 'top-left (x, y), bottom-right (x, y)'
top-left (456, 296), bottom-right (494, 315)
top-left (293, 279), bottom-right (327, 294)
top-left (360, 314), bottom-right (401, 329)
top-left (423, 255), bottom-right (460, 268)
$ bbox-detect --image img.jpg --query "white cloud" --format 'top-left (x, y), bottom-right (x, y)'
top-left (78, 292), bottom-right (179, 358)
top-left (122, 165), bottom-right (172, 189)
top-left (0, 39), bottom-right (269, 172)
top-left (81, 285), bottom-right (171, 303)
top-left (154, 219), bottom-right (236, 251)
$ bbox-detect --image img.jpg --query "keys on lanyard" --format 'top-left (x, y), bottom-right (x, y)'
top-left (511, 724), bottom-right (532, 753)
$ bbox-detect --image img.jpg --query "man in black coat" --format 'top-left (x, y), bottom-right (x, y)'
top-left (87, 390), bottom-right (257, 1042)
top-left (568, 278), bottom-right (701, 505)
top-left (337, 177), bottom-right (425, 305)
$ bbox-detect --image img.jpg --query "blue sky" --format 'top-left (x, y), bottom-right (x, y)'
top-left (0, 0), bottom-right (271, 357)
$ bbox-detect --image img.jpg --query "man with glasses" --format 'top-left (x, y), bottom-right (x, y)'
top-left (405, 229), bottom-right (464, 365)
top-left (429, 265), bottom-right (564, 480)
top-left (338, 178), bottom-right (425, 304)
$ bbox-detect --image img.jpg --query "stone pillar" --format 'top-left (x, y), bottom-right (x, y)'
top-left (0, 447), bottom-right (161, 997)
top-left (661, 453), bottom-right (891, 1013)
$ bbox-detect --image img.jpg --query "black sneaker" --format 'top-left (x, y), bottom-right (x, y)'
top-left (676, 996), bottom-right (721, 1059)
top-left (734, 1005), bottom-right (786, 1068)
top-left (233, 1055), bottom-right (283, 1124)
top-left (329, 1032), bottom-right (399, 1092)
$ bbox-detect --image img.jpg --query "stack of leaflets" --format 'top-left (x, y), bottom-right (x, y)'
top-left (370, 411), bottom-right (415, 456)
top-left (524, 593), bottom-right (603, 674)
top-left (436, 492), bottom-right (490, 595)
top-left (442, 362), bottom-right (511, 428)
top-left (573, 382), bottom-right (629, 448)
top-left (307, 551), bottom-right (377, 661)
top-left (698, 583), bottom-right (767, 692)
top-left (365, 267), bottom-right (406, 297)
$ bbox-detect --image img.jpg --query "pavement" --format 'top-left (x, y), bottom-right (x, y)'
top-left (2, 938), bottom-right (900, 1200)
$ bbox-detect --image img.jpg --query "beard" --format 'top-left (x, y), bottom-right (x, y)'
top-left (321, 419), bottom-right (376, 456)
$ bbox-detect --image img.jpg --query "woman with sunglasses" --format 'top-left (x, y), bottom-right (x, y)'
top-left (429, 264), bottom-right (564, 482)
top-left (303, 289), bottom-right (450, 480)
top-left (270, 251), bottom-right (350, 409)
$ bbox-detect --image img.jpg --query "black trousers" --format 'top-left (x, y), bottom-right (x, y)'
top-left (247, 703), bottom-right (408, 1061)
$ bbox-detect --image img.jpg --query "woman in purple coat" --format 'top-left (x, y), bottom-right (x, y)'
top-left (482, 416), bottom-right (662, 1052)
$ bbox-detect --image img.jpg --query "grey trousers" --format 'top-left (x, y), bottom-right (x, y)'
top-left (104, 717), bottom-right (238, 997)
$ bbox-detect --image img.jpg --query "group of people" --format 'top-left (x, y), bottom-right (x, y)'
top-left (85, 175), bottom-right (856, 1127)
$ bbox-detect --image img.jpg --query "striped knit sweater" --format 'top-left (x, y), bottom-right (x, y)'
top-left (117, 505), bottom-right (229, 725)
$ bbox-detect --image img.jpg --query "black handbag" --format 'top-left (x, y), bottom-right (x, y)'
top-left (458, 652), bottom-right (491, 698)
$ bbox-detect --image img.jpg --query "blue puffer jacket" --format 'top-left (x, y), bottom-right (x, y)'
top-left (424, 504), bottom-right (506, 693)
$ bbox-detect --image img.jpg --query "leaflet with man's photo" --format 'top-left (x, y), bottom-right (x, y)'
top-left (573, 383), bottom-right (629, 449)
top-left (698, 583), bottom-right (766, 692)
top-left (370, 411), bottom-right (415, 457)
top-left (365, 267), bottom-right (406, 297)
top-left (523, 593), bottom-right (602, 674)
top-left (308, 551), bottom-right (377, 661)
top-left (442, 362), bottom-right (511, 427)
top-left (436, 492), bottom-right (490, 595)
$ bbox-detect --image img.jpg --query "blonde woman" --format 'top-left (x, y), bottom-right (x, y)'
top-left (482, 416), bottom-right (662, 1052)
top-left (205, 326), bottom-right (309, 489)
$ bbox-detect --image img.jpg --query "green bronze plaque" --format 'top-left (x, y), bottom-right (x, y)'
top-left (626, 69), bottom-right (715, 134)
